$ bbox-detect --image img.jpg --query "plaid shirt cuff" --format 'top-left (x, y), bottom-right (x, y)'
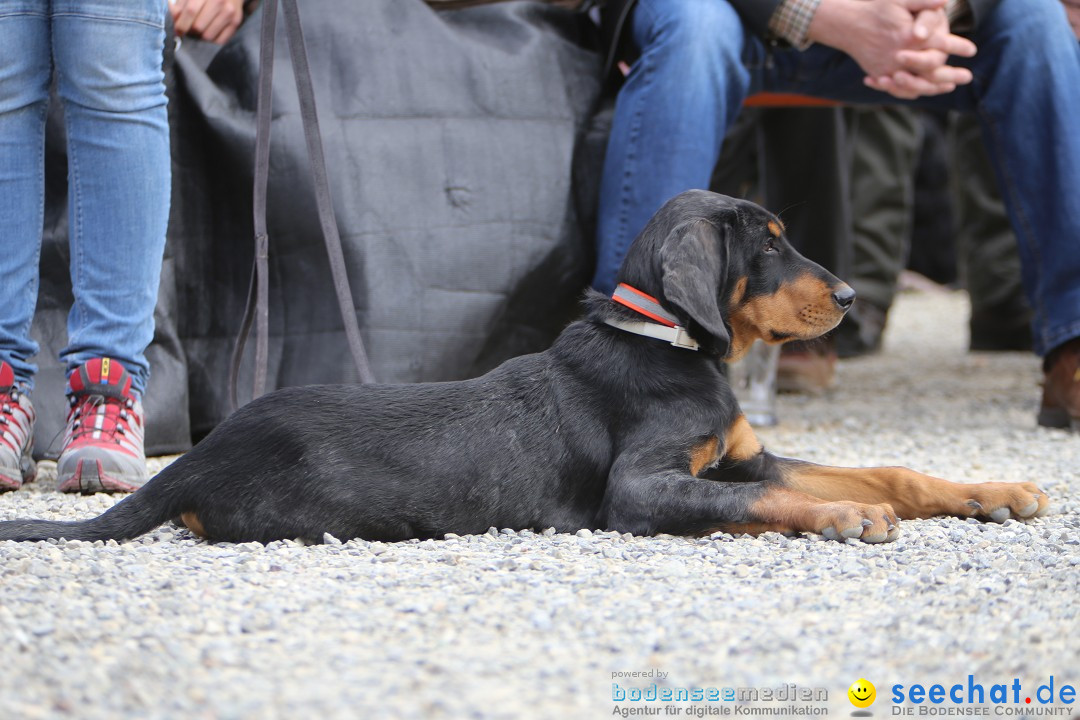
top-left (768, 0), bottom-right (824, 50)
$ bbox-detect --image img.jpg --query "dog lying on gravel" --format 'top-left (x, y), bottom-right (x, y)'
top-left (0, 191), bottom-right (1050, 544)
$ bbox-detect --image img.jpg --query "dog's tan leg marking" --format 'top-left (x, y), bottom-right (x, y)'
top-left (180, 511), bottom-right (207, 538)
top-left (690, 416), bottom-right (762, 476)
top-left (723, 414), bottom-right (762, 461)
top-left (717, 486), bottom-right (898, 543)
top-left (690, 437), bottom-right (720, 477)
top-left (781, 463), bottom-right (1050, 521)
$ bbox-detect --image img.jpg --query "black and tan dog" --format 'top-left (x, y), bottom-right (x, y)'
top-left (0, 191), bottom-right (1049, 544)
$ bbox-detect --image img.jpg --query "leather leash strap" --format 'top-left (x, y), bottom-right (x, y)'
top-left (230, 0), bottom-right (376, 412)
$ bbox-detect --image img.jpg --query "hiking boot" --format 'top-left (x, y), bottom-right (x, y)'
top-left (1038, 338), bottom-right (1080, 431)
top-left (0, 361), bottom-right (36, 491)
top-left (57, 358), bottom-right (149, 493)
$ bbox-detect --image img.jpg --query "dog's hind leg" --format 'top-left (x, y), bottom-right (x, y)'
top-left (776, 459), bottom-right (1050, 522)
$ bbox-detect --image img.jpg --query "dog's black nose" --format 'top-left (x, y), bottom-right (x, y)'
top-left (832, 286), bottom-right (856, 310)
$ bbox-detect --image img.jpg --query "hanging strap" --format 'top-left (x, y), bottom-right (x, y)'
top-left (230, 0), bottom-right (375, 412)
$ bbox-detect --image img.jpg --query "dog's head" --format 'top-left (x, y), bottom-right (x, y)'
top-left (616, 190), bottom-right (855, 360)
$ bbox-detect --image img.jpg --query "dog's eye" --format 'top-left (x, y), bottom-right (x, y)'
top-left (763, 239), bottom-right (777, 254)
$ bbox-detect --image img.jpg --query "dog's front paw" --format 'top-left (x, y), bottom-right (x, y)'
top-left (962, 481), bottom-right (1050, 522)
top-left (813, 501), bottom-right (899, 543)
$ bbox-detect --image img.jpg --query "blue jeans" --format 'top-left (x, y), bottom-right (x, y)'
top-left (0, 0), bottom-right (170, 395)
top-left (595, 0), bottom-right (1080, 356)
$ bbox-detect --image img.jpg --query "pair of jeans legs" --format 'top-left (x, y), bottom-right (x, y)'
top-left (0, 0), bottom-right (170, 397)
top-left (595, 0), bottom-right (1080, 357)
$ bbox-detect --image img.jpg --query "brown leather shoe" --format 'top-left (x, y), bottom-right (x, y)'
top-left (777, 340), bottom-right (836, 396)
top-left (1038, 338), bottom-right (1080, 430)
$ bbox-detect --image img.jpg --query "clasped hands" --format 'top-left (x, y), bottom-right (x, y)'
top-left (808, 0), bottom-right (978, 99)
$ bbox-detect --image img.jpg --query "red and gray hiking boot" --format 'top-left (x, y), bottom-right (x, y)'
top-left (0, 361), bottom-right (36, 491)
top-left (57, 358), bottom-right (148, 493)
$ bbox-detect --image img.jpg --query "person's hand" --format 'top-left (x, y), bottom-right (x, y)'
top-left (169, 0), bottom-right (245, 45)
top-left (865, 7), bottom-right (976, 98)
top-left (808, 0), bottom-right (977, 99)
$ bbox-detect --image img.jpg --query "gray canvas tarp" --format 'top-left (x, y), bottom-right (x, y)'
top-left (31, 0), bottom-right (605, 455)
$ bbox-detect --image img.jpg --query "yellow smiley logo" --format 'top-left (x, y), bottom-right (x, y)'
top-left (848, 679), bottom-right (876, 708)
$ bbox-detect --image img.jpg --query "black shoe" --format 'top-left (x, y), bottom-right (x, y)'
top-left (834, 303), bottom-right (887, 359)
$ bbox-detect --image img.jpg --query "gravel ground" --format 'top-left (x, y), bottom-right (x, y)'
top-left (1, 289), bottom-right (1077, 720)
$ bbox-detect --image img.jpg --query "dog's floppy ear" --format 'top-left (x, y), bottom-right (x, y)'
top-left (660, 219), bottom-right (730, 355)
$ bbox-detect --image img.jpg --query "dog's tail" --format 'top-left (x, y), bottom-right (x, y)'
top-left (0, 470), bottom-right (185, 543)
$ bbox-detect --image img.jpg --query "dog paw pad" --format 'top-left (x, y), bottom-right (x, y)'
top-left (1018, 501), bottom-right (1040, 518)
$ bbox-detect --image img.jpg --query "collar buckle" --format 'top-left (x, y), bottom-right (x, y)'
top-left (602, 318), bottom-right (700, 351)
top-left (670, 326), bottom-right (700, 350)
